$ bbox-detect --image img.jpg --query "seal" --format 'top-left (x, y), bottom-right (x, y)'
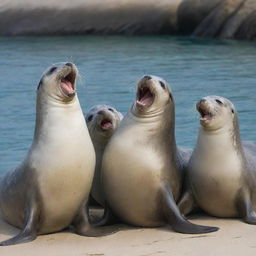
top-left (178, 96), bottom-right (256, 223)
top-left (0, 62), bottom-right (116, 246)
top-left (86, 105), bottom-right (123, 206)
top-left (101, 75), bottom-right (218, 234)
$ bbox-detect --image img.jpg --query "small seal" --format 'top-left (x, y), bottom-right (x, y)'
top-left (0, 62), bottom-right (115, 246)
top-left (178, 96), bottom-right (256, 224)
top-left (86, 105), bottom-right (123, 206)
top-left (101, 75), bottom-right (218, 234)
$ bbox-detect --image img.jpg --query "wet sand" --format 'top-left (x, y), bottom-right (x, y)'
top-left (0, 214), bottom-right (255, 256)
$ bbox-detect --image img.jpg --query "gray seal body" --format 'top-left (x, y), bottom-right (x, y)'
top-left (0, 62), bottom-right (117, 246)
top-left (178, 96), bottom-right (256, 224)
top-left (86, 105), bottom-right (123, 206)
top-left (101, 75), bottom-right (218, 234)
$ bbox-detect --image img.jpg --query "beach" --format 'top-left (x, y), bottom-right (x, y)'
top-left (0, 213), bottom-right (255, 256)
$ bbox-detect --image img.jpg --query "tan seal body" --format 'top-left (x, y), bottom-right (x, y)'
top-left (101, 75), bottom-right (218, 233)
top-left (86, 105), bottom-right (123, 206)
top-left (179, 96), bottom-right (256, 224)
top-left (0, 63), bottom-right (116, 246)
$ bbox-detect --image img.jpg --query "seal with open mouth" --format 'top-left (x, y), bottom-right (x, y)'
top-left (0, 62), bottom-right (117, 246)
top-left (86, 105), bottom-right (123, 206)
top-left (101, 75), bottom-right (218, 234)
top-left (178, 96), bottom-right (256, 224)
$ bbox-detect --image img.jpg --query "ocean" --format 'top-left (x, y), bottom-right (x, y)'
top-left (0, 36), bottom-right (255, 173)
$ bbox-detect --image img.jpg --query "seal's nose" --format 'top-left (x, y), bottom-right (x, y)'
top-left (196, 98), bottom-right (206, 109)
top-left (65, 62), bottom-right (73, 67)
top-left (143, 75), bottom-right (152, 81)
top-left (199, 99), bottom-right (206, 105)
top-left (98, 110), bottom-right (106, 115)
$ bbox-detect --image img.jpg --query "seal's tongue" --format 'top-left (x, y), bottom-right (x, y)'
top-left (200, 114), bottom-right (211, 121)
top-left (197, 103), bottom-right (213, 121)
top-left (137, 89), bottom-right (154, 106)
top-left (198, 107), bottom-right (212, 121)
top-left (101, 120), bottom-right (113, 130)
top-left (61, 80), bottom-right (74, 95)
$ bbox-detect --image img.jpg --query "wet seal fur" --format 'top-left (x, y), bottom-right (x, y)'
top-left (86, 105), bottom-right (123, 206)
top-left (178, 96), bottom-right (256, 224)
top-left (101, 75), bottom-right (218, 234)
top-left (0, 62), bottom-right (117, 246)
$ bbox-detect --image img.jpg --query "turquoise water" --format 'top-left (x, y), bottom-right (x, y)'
top-left (0, 36), bottom-right (255, 173)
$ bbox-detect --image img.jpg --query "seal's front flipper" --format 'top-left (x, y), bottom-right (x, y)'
top-left (178, 190), bottom-right (196, 216)
top-left (161, 185), bottom-right (219, 234)
top-left (237, 189), bottom-right (256, 225)
top-left (0, 201), bottom-right (39, 246)
top-left (244, 212), bottom-right (256, 225)
top-left (73, 201), bottom-right (120, 237)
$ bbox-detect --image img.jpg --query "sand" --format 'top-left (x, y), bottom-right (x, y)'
top-left (0, 214), bottom-right (255, 256)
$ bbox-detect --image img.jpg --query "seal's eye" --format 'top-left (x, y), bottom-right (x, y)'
top-left (215, 99), bottom-right (223, 105)
top-left (231, 109), bottom-right (234, 114)
top-left (87, 115), bottom-right (93, 122)
top-left (159, 81), bottom-right (166, 89)
top-left (47, 66), bottom-right (57, 75)
top-left (108, 108), bottom-right (114, 112)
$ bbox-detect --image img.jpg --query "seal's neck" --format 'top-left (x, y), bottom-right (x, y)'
top-left (33, 94), bottom-right (85, 142)
top-left (129, 102), bottom-right (177, 149)
top-left (91, 134), bottom-right (110, 152)
top-left (197, 121), bottom-right (242, 155)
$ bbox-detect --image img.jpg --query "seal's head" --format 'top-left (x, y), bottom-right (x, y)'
top-left (86, 105), bottom-right (123, 139)
top-left (197, 96), bottom-right (236, 131)
top-left (133, 75), bottom-right (173, 116)
top-left (37, 62), bottom-right (78, 102)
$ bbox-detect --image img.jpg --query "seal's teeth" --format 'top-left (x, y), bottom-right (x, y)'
top-left (136, 100), bottom-right (146, 106)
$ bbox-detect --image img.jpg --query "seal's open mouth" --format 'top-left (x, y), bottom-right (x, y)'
top-left (197, 105), bottom-right (213, 121)
top-left (60, 70), bottom-right (76, 97)
top-left (136, 85), bottom-right (154, 108)
top-left (100, 119), bottom-right (113, 130)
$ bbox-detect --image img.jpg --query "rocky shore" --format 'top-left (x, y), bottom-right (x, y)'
top-left (0, 0), bottom-right (255, 40)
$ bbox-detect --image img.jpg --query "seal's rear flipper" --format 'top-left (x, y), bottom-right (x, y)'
top-left (0, 201), bottom-right (39, 246)
top-left (73, 201), bottom-right (120, 237)
top-left (161, 185), bottom-right (219, 234)
top-left (237, 188), bottom-right (256, 225)
top-left (178, 190), bottom-right (196, 216)
top-left (0, 228), bottom-right (37, 246)
top-left (91, 202), bottom-right (121, 227)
